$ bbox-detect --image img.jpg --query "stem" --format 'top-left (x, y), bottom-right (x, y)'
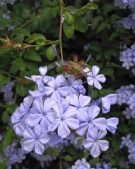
top-left (1, 70), bottom-right (17, 79)
top-left (59, 0), bottom-right (64, 65)
top-left (59, 152), bottom-right (63, 169)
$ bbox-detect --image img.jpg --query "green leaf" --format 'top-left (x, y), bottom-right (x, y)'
top-left (0, 74), bottom-right (10, 85)
top-left (46, 147), bottom-right (60, 156)
top-left (0, 160), bottom-right (8, 169)
top-left (26, 33), bottom-right (46, 45)
top-left (13, 28), bottom-right (30, 42)
top-left (63, 22), bottom-right (74, 39)
top-left (46, 47), bottom-right (56, 61)
top-left (0, 19), bottom-right (12, 29)
top-left (64, 11), bottom-right (74, 25)
top-left (63, 155), bottom-right (73, 161)
top-left (2, 128), bottom-right (14, 147)
top-left (2, 111), bottom-right (10, 124)
top-left (10, 58), bottom-right (26, 74)
top-left (74, 15), bottom-right (88, 33)
top-left (23, 50), bottom-right (42, 62)
top-left (16, 84), bottom-right (28, 97)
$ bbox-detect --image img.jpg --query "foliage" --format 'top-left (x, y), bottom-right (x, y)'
top-left (0, 0), bottom-right (135, 169)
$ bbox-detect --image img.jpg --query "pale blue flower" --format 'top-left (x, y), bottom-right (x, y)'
top-left (76, 105), bottom-right (107, 136)
top-left (71, 158), bottom-right (93, 169)
top-left (66, 94), bottom-right (91, 115)
top-left (84, 66), bottom-right (106, 90)
top-left (44, 75), bottom-right (69, 99)
top-left (22, 126), bottom-right (50, 155)
top-left (11, 96), bottom-right (33, 136)
top-left (49, 105), bottom-right (79, 139)
top-left (101, 94), bottom-right (117, 113)
top-left (83, 128), bottom-right (109, 158)
top-left (107, 118), bottom-right (119, 134)
top-left (27, 97), bottom-right (55, 132)
top-left (66, 75), bottom-right (86, 95)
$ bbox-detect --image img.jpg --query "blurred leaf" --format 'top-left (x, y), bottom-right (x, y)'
top-left (63, 22), bottom-right (74, 39)
top-left (2, 111), bottom-right (10, 124)
top-left (64, 11), bottom-right (74, 25)
top-left (16, 84), bottom-right (28, 97)
top-left (45, 47), bottom-right (56, 61)
top-left (26, 33), bottom-right (46, 45)
top-left (0, 74), bottom-right (10, 85)
top-left (2, 128), bottom-right (14, 147)
top-left (63, 155), bottom-right (73, 161)
top-left (0, 160), bottom-right (8, 169)
top-left (23, 50), bottom-right (42, 62)
top-left (74, 15), bottom-right (88, 32)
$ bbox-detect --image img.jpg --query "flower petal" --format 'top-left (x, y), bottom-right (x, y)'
top-left (22, 139), bottom-right (35, 152)
top-left (93, 79), bottom-right (102, 90)
top-left (92, 65), bottom-right (100, 76)
top-left (79, 94), bottom-right (91, 107)
top-left (76, 123), bottom-right (88, 136)
top-left (65, 118), bottom-right (79, 129)
top-left (35, 141), bottom-right (44, 155)
top-left (96, 74), bottom-right (106, 83)
top-left (58, 122), bottom-right (70, 138)
top-left (27, 113), bottom-right (42, 126)
top-left (88, 105), bottom-right (100, 120)
top-left (77, 109), bottom-right (88, 122)
top-left (93, 118), bottom-right (107, 131)
top-left (39, 66), bottom-right (47, 75)
top-left (39, 133), bottom-right (50, 144)
top-left (83, 138), bottom-right (94, 149)
top-left (91, 142), bottom-right (101, 158)
top-left (98, 140), bottom-right (109, 151)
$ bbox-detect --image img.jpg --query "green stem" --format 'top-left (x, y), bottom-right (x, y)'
top-left (59, 0), bottom-right (64, 65)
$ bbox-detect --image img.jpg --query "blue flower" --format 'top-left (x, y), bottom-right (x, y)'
top-left (71, 158), bottom-right (93, 169)
top-left (107, 117), bottom-right (119, 134)
top-left (22, 125), bottom-right (50, 155)
top-left (76, 105), bottom-right (107, 136)
top-left (101, 94), bottom-right (117, 113)
top-left (84, 66), bottom-right (106, 90)
top-left (83, 128), bottom-right (109, 158)
top-left (49, 104), bottom-right (79, 139)
top-left (27, 97), bottom-right (56, 132)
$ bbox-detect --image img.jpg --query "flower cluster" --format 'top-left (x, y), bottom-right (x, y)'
top-left (1, 81), bottom-right (15, 104)
top-left (71, 158), bottom-right (94, 169)
top-left (11, 66), bottom-right (118, 158)
top-left (0, 142), bottom-right (27, 169)
top-left (116, 85), bottom-right (135, 119)
top-left (114, 0), bottom-right (135, 10)
top-left (119, 42), bottom-right (135, 70)
top-left (96, 162), bottom-right (114, 169)
top-left (121, 134), bottom-right (135, 165)
top-left (0, 0), bottom-right (16, 7)
top-left (119, 14), bottom-right (135, 33)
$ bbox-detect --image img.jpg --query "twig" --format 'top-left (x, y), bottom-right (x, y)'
top-left (59, 0), bottom-right (64, 65)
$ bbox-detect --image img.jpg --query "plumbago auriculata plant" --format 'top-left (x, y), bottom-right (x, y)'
top-left (11, 62), bottom-right (119, 159)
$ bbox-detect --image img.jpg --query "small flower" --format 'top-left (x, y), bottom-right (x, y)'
top-left (66, 94), bottom-right (91, 115)
top-left (84, 66), bottom-right (106, 90)
top-left (101, 94), bottom-right (117, 113)
top-left (66, 75), bottom-right (86, 95)
top-left (107, 117), bottom-right (119, 134)
top-left (11, 96), bottom-right (33, 124)
top-left (21, 126), bottom-right (50, 155)
top-left (27, 97), bottom-right (55, 132)
top-left (49, 104), bottom-right (79, 139)
top-left (76, 105), bottom-right (107, 136)
top-left (44, 75), bottom-right (69, 99)
top-left (83, 128), bottom-right (109, 158)
top-left (71, 158), bottom-right (93, 169)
